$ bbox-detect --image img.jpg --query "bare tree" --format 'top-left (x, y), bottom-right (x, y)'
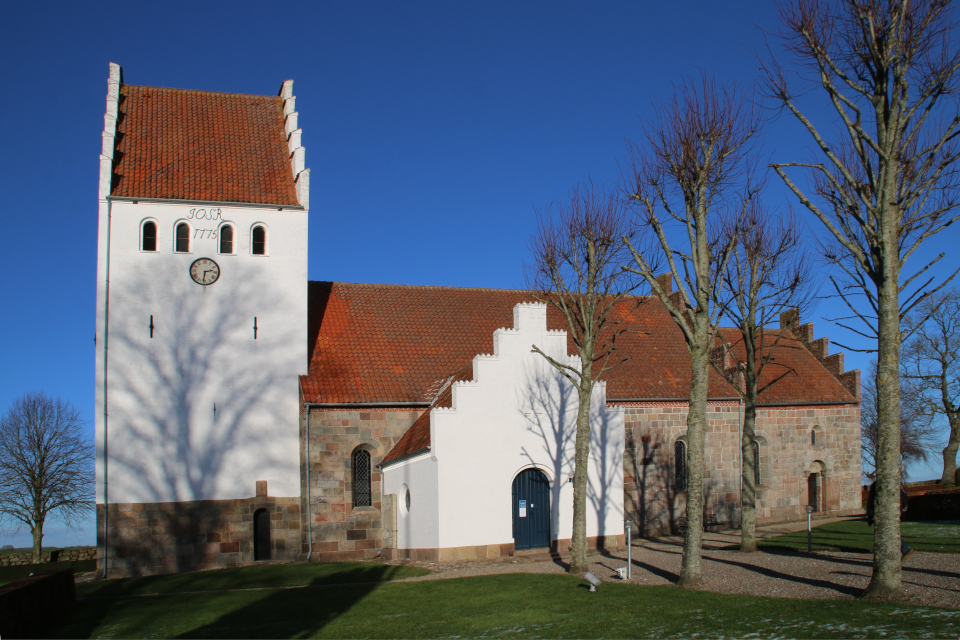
top-left (713, 206), bottom-right (812, 552)
top-left (903, 289), bottom-right (960, 483)
top-left (766, 0), bottom-right (960, 598)
top-left (862, 362), bottom-right (938, 479)
top-left (623, 76), bottom-right (760, 586)
top-left (526, 183), bottom-right (639, 575)
top-left (0, 392), bottom-right (93, 562)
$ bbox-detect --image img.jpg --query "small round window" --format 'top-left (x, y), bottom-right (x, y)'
top-left (401, 484), bottom-right (411, 515)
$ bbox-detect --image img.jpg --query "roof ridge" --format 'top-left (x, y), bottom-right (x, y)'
top-left (122, 84), bottom-right (280, 100)
top-left (322, 281), bottom-right (532, 294)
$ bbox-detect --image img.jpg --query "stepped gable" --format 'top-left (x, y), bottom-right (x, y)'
top-left (109, 80), bottom-right (299, 206)
top-left (777, 308), bottom-right (861, 400)
top-left (300, 282), bottom-right (858, 407)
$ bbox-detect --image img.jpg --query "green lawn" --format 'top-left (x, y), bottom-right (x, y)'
top-left (46, 571), bottom-right (960, 639)
top-left (0, 560), bottom-right (97, 586)
top-left (76, 561), bottom-right (429, 597)
top-left (752, 519), bottom-right (960, 553)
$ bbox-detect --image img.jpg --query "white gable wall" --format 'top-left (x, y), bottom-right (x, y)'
top-left (383, 303), bottom-right (624, 552)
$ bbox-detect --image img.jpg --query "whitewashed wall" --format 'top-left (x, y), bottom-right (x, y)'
top-left (382, 303), bottom-right (624, 552)
top-left (381, 452), bottom-right (440, 550)
top-left (94, 199), bottom-right (308, 503)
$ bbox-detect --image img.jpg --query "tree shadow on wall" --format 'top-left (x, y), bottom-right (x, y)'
top-left (104, 264), bottom-right (297, 575)
top-left (518, 370), bottom-right (624, 557)
top-left (518, 371), bottom-right (575, 559)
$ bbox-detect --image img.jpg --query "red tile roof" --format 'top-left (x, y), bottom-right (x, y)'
top-left (110, 85), bottom-right (299, 205)
top-left (301, 281), bottom-right (857, 407)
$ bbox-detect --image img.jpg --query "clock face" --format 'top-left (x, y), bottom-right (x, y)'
top-left (189, 258), bottom-right (220, 285)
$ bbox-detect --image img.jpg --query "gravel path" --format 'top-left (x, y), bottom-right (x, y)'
top-left (389, 519), bottom-right (960, 609)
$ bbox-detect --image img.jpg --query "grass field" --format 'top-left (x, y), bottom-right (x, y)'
top-left (0, 560), bottom-right (97, 586)
top-left (752, 519), bottom-right (960, 553)
top-left (46, 570), bottom-right (960, 639)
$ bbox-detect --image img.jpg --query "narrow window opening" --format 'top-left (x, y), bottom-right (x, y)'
top-left (674, 440), bottom-right (687, 491)
top-left (811, 430), bottom-right (816, 445)
top-left (175, 223), bottom-right (190, 253)
top-left (149, 315), bottom-right (154, 338)
top-left (753, 440), bottom-right (761, 485)
top-left (253, 508), bottom-right (271, 560)
top-left (353, 449), bottom-right (372, 507)
top-left (141, 221), bottom-right (157, 252)
top-left (252, 225), bottom-right (266, 255)
top-left (219, 225), bottom-right (234, 254)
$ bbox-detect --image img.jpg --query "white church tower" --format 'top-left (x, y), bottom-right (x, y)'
top-left (94, 63), bottom-right (309, 576)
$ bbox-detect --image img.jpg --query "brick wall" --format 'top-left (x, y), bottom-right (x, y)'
top-left (622, 401), bottom-right (861, 536)
top-left (302, 407), bottom-right (422, 561)
top-left (97, 493), bottom-right (301, 577)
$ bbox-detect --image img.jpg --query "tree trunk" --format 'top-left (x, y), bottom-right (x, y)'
top-left (740, 399), bottom-right (758, 552)
top-left (863, 235), bottom-right (903, 599)
top-left (31, 523), bottom-right (43, 564)
top-left (679, 341), bottom-right (709, 586)
top-left (569, 380), bottom-right (592, 575)
top-left (940, 415), bottom-right (959, 484)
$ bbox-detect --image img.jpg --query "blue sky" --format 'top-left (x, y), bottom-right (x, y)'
top-left (1, 1), bottom-right (956, 547)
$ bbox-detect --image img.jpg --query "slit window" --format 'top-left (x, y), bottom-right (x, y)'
top-left (219, 225), bottom-right (234, 254)
top-left (252, 225), bottom-right (266, 255)
top-left (175, 223), bottom-right (190, 253)
top-left (141, 221), bottom-right (157, 251)
top-left (753, 440), bottom-right (761, 485)
top-left (353, 449), bottom-right (372, 508)
top-left (674, 440), bottom-right (687, 491)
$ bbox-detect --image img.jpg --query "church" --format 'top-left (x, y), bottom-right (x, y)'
top-left (94, 64), bottom-right (863, 577)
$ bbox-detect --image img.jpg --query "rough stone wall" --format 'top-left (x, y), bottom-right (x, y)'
top-left (622, 401), bottom-right (861, 536)
top-left (302, 407), bottom-right (423, 561)
top-left (0, 548), bottom-right (97, 567)
top-left (97, 494), bottom-right (301, 577)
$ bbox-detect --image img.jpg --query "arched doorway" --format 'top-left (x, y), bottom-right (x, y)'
top-left (253, 508), bottom-right (271, 560)
top-left (512, 468), bottom-right (550, 550)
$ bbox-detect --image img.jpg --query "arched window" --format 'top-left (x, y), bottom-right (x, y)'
top-left (753, 440), bottom-right (761, 486)
top-left (353, 449), bottom-right (372, 507)
top-left (811, 429), bottom-right (816, 446)
top-left (674, 440), bottom-right (687, 491)
top-left (251, 225), bottom-right (266, 255)
top-left (219, 225), bottom-right (234, 254)
top-left (175, 223), bottom-right (190, 253)
top-left (141, 221), bottom-right (157, 252)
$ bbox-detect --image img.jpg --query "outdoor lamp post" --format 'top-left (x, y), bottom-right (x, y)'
top-left (806, 505), bottom-right (814, 553)
top-left (625, 519), bottom-right (632, 579)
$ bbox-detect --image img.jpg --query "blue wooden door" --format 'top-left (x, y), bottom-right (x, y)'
top-left (512, 468), bottom-right (550, 550)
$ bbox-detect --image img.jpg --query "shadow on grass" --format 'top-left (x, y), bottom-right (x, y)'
top-left (178, 564), bottom-right (405, 639)
top-left (48, 562), bottom-right (428, 639)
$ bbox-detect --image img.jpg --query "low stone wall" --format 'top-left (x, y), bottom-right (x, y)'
top-left (98, 494), bottom-right (302, 577)
top-left (0, 548), bottom-right (97, 567)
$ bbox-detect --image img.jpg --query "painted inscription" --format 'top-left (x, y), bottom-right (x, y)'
top-left (187, 207), bottom-right (223, 220)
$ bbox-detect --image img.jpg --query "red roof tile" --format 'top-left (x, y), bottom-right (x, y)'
top-left (300, 282), bottom-right (857, 407)
top-left (110, 85), bottom-right (299, 205)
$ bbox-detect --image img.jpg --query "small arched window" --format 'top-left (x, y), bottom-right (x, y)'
top-left (674, 440), bottom-right (687, 491)
top-left (175, 223), bottom-right (190, 253)
top-left (753, 440), bottom-right (761, 486)
top-left (811, 429), bottom-right (816, 445)
top-left (219, 225), bottom-right (234, 254)
top-left (141, 221), bottom-right (157, 252)
top-left (353, 449), bottom-right (372, 507)
top-left (252, 225), bottom-right (266, 255)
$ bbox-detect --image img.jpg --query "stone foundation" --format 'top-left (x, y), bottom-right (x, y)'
top-left (381, 535), bottom-right (624, 562)
top-left (97, 494), bottom-right (301, 577)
